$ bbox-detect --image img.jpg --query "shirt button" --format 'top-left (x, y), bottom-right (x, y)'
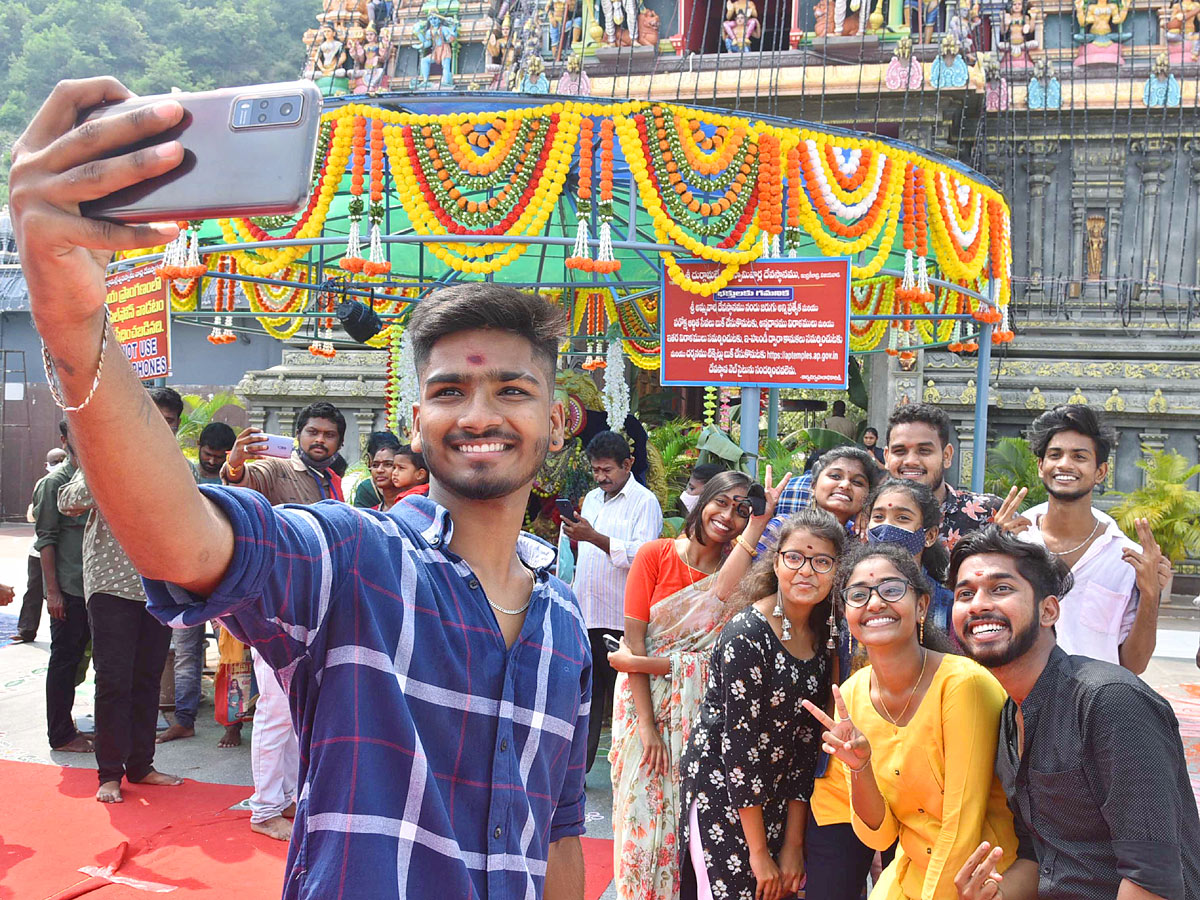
top-left (917, 808), bottom-right (925, 814)
top-left (468, 579), bottom-right (480, 590)
top-left (894, 769), bottom-right (900, 776)
top-left (500, 738), bottom-right (508, 751)
top-left (494, 827), bottom-right (503, 839)
top-left (926, 848), bottom-right (932, 854)
top-left (430, 536), bottom-right (441, 547)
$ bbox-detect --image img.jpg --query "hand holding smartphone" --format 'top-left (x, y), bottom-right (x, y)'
top-left (253, 433), bottom-right (295, 460)
top-left (601, 633), bottom-right (622, 653)
top-left (555, 498), bottom-right (579, 522)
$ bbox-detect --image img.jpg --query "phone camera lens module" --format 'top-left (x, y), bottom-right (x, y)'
top-left (280, 102), bottom-right (294, 117)
top-left (258, 113), bottom-right (268, 123)
top-left (258, 100), bottom-right (270, 110)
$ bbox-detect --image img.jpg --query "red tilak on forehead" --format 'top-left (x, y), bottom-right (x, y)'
top-left (467, 354), bottom-right (485, 365)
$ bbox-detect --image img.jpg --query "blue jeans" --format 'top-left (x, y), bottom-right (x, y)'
top-left (171, 624), bottom-right (207, 729)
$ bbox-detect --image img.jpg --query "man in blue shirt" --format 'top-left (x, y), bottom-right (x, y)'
top-left (10, 78), bottom-right (590, 900)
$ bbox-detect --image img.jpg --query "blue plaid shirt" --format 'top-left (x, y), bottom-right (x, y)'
top-left (145, 486), bottom-right (591, 900)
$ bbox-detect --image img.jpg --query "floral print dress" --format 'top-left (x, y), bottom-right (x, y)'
top-left (680, 607), bottom-right (831, 900)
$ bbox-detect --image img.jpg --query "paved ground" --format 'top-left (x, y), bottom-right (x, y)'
top-left (2, 520), bottom-right (1195, 896)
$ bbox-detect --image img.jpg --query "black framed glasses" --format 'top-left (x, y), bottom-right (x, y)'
top-left (710, 494), bottom-right (754, 519)
top-left (844, 578), bottom-right (911, 608)
top-left (779, 551), bottom-right (836, 573)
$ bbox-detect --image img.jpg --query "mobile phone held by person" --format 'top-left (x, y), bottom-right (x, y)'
top-left (555, 498), bottom-right (579, 522)
top-left (254, 433), bottom-right (295, 460)
top-left (602, 633), bottom-right (622, 653)
top-left (79, 81), bottom-right (323, 223)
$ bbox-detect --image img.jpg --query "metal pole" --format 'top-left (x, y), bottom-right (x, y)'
top-left (766, 388), bottom-right (780, 442)
top-left (741, 385), bottom-right (760, 478)
top-left (970, 285), bottom-right (996, 493)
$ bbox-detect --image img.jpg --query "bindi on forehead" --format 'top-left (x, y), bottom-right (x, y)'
top-left (467, 354), bottom-right (485, 365)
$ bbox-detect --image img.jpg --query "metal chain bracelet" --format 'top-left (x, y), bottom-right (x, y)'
top-left (41, 305), bottom-right (110, 413)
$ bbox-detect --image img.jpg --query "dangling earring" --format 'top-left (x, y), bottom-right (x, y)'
top-left (919, 616), bottom-right (926, 646)
top-left (774, 588), bottom-right (792, 641)
top-left (826, 606), bottom-right (838, 650)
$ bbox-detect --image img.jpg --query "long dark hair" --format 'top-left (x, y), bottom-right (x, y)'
top-left (684, 470), bottom-right (752, 546)
top-left (732, 507), bottom-right (846, 653)
top-left (865, 478), bottom-right (950, 581)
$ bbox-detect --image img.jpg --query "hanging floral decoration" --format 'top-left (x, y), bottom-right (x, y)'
top-left (208, 253), bottom-right (238, 344)
top-left (602, 339), bottom-right (630, 428)
top-left (309, 285), bottom-right (337, 358)
top-left (566, 116), bottom-right (595, 270)
top-left (703, 385), bottom-right (718, 425)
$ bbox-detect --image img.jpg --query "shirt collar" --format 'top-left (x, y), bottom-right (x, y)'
top-left (393, 494), bottom-right (557, 573)
top-left (1018, 644), bottom-right (1069, 719)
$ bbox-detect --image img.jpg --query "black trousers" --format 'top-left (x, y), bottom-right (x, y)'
top-left (46, 592), bottom-right (90, 748)
top-left (88, 593), bottom-right (172, 784)
top-left (19, 554), bottom-right (44, 639)
top-left (804, 813), bottom-right (878, 900)
top-left (586, 627), bottom-right (622, 772)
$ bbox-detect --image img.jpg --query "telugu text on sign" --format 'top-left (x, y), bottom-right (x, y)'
top-left (105, 263), bottom-right (171, 381)
top-left (660, 258), bottom-right (851, 388)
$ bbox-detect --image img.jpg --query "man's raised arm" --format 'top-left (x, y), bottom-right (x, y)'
top-left (10, 78), bottom-right (232, 596)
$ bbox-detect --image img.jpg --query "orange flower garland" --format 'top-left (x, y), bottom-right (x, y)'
top-left (565, 117), bottom-right (595, 270)
top-left (757, 134), bottom-right (783, 237)
top-left (340, 115), bottom-right (369, 273)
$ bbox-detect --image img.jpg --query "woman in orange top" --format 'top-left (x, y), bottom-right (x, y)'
top-left (804, 544), bottom-right (1017, 900)
top-left (607, 469), bottom-right (765, 900)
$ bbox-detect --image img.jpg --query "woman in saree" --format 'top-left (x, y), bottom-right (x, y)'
top-left (607, 469), bottom-right (786, 900)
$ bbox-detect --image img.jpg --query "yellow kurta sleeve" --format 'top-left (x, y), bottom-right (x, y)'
top-left (843, 672), bottom-right (903, 851)
top-left (920, 667), bottom-right (1007, 898)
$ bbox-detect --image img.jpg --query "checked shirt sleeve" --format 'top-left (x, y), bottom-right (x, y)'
top-left (550, 637), bottom-right (592, 842)
top-left (143, 484), bottom-right (359, 672)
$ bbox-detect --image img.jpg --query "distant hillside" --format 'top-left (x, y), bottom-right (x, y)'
top-left (0, 0), bottom-right (321, 202)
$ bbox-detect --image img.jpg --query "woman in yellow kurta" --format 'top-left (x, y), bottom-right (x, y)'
top-left (804, 544), bottom-right (1016, 899)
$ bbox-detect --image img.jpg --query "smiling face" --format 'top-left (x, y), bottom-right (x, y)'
top-left (813, 459), bottom-right (871, 523)
top-left (774, 530), bottom-right (838, 608)
top-left (700, 489), bottom-right (750, 546)
top-left (885, 422), bottom-right (953, 491)
top-left (843, 556), bottom-right (928, 647)
top-left (411, 329), bottom-right (564, 503)
top-left (952, 552), bottom-right (1052, 667)
top-left (1037, 430), bottom-right (1106, 503)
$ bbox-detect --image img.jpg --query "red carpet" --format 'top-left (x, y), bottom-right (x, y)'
top-left (0, 760), bottom-right (614, 899)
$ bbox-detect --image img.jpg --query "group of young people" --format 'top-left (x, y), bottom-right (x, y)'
top-left (601, 400), bottom-right (1196, 900)
top-left (7, 76), bottom-right (1198, 900)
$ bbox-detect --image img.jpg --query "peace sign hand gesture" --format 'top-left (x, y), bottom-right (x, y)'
top-left (994, 486), bottom-right (1031, 536)
top-left (1122, 517), bottom-right (1169, 598)
top-left (802, 685), bottom-right (872, 773)
top-left (757, 464), bottom-right (793, 522)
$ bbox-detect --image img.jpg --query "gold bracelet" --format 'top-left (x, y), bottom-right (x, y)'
top-left (225, 463), bottom-right (245, 482)
top-left (735, 534), bottom-right (759, 559)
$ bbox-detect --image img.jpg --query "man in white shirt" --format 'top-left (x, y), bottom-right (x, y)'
top-left (562, 430), bottom-right (662, 772)
top-left (1001, 405), bottom-right (1166, 673)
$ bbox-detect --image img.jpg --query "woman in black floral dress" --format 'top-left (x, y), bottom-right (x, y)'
top-left (680, 507), bottom-right (845, 900)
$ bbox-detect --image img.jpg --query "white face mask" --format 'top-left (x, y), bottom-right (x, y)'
top-left (680, 491), bottom-right (701, 512)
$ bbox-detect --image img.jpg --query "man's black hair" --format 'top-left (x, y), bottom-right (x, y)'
top-left (198, 422), bottom-right (236, 452)
top-left (585, 430), bottom-right (632, 463)
top-left (831, 399), bottom-right (847, 416)
top-left (365, 431), bottom-right (403, 460)
top-left (885, 402), bottom-right (954, 448)
top-left (948, 525), bottom-right (1074, 605)
top-left (147, 386), bottom-right (184, 418)
top-left (1028, 404), bottom-right (1116, 465)
top-left (690, 462), bottom-right (727, 483)
top-left (296, 401), bottom-right (346, 443)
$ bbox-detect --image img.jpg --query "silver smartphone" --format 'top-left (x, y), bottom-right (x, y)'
top-left (79, 81), bottom-right (323, 224)
top-left (254, 433), bottom-right (296, 459)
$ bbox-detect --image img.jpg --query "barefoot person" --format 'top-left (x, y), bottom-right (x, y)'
top-left (10, 78), bottom-right (588, 899)
top-left (802, 544), bottom-right (1017, 899)
top-left (57, 387), bottom-right (189, 802)
top-left (949, 527), bottom-right (1200, 900)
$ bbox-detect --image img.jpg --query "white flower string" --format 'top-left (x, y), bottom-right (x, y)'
top-left (602, 339), bottom-right (630, 429)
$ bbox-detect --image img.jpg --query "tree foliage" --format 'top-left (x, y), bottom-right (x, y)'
top-left (0, 0), bottom-right (322, 200)
top-left (1108, 448), bottom-right (1200, 564)
top-left (983, 436), bottom-right (1048, 510)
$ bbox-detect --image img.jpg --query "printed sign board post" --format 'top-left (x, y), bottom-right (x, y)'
top-left (105, 263), bottom-right (172, 381)
top-left (660, 258), bottom-right (852, 390)
top-left (660, 257), bottom-right (851, 476)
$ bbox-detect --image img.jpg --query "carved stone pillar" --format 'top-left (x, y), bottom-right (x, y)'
top-left (1070, 206), bottom-right (1087, 287)
top-left (277, 408), bottom-right (297, 438)
top-left (246, 408), bottom-right (268, 433)
top-left (1192, 156), bottom-right (1200, 288)
top-left (1104, 430), bottom-right (1119, 492)
top-left (353, 409), bottom-right (377, 460)
top-left (1137, 431), bottom-right (1168, 486)
top-left (1025, 158), bottom-right (1056, 302)
top-left (1137, 157), bottom-right (1171, 297)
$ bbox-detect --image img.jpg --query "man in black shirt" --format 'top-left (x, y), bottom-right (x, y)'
top-left (947, 526), bottom-right (1200, 900)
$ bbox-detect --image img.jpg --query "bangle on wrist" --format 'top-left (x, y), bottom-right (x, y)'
top-left (735, 534), bottom-right (759, 559)
top-left (847, 755), bottom-right (871, 774)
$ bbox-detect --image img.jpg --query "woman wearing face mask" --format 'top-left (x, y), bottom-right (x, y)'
top-left (802, 545), bottom-right (1017, 900)
top-left (679, 508), bottom-right (844, 900)
top-left (607, 470), bottom-right (762, 900)
top-left (863, 479), bottom-right (958, 654)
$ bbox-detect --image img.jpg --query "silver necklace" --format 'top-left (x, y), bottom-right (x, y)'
top-left (486, 564), bottom-right (536, 616)
top-left (1047, 517), bottom-right (1101, 557)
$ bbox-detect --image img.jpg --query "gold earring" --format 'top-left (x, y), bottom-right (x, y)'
top-left (919, 616), bottom-right (926, 645)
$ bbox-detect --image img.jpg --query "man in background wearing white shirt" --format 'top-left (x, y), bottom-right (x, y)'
top-left (562, 430), bottom-right (662, 772)
top-left (1001, 405), bottom-right (1167, 673)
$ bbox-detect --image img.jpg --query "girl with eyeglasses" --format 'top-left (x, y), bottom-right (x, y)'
top-left (678, 507), bottom-right (844, 900)
top-left (607, 469), bottom-right (787, 900)
top-left (802, 544), bottom-right (1016, 900)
